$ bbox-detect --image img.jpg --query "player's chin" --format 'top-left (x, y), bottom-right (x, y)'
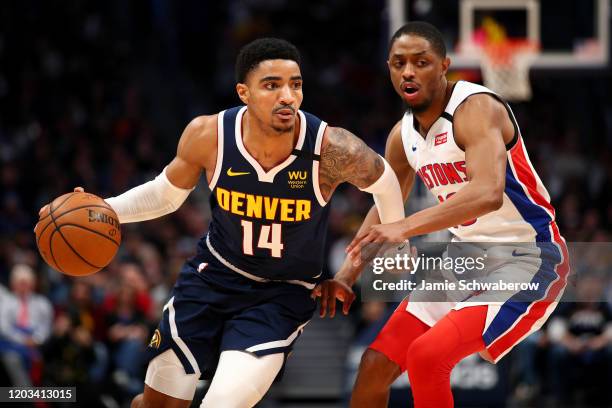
top-left (272, 124), bottom-right (294, 133)
top-left (271, 117), bottom-right (295, 133)
top-left (404, 98), bottom-right (429, 113)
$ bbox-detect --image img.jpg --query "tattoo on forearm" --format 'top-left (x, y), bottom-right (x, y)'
top-left (319, 127), bottom-right (384, 199)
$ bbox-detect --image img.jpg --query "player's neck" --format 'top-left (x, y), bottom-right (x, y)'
top-left (242, 111), bottom-right (299, 171)
top-left (413, 80), bottom-right (453, 135)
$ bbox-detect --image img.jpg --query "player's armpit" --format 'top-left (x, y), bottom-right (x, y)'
top-left (319, 126), bottom-right (384, 199)
top-left (166, 114), bottom-right (218, 189)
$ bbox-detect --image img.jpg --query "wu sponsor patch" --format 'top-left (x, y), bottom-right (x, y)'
top-left (288, 171), bottom-right (308, 189)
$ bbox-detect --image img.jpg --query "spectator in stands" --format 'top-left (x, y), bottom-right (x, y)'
top-left (547, 274), bottom-right (612, 407)
top-left (42, 304), bottom-right (115, 407)
top-left (103, 262), bottom-right (153, 320)
top-left (105, 284), bottom-right (149, 398)
top-left (65, 280), bottom-right (107, 342)
top-left (42, 314), bottom-right (95, 393)
top-left (0, 264), bottom-right (53, 386)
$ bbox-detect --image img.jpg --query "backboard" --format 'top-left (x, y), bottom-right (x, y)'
top-left (388, 0), bottom-right (610, 70)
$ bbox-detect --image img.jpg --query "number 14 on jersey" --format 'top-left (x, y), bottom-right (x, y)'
top-left (240, 220), bottom-right (284, 258)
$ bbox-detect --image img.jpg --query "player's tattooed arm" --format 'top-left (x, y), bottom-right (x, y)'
top-left (319, 127), bottom-right (384, 200)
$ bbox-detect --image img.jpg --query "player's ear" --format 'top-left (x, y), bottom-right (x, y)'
top-left (441, 57), bottom-right (451, 77)
top-left (236, 83), bottom-right (249, 104)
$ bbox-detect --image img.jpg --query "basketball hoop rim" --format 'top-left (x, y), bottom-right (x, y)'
top-left (481, 39), bottom-right (540, 65)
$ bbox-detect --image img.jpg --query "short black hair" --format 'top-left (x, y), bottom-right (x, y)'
top-left (235, 38), bottom-right (301, 83)
top-left (389, 21), bottom-right (447, 58)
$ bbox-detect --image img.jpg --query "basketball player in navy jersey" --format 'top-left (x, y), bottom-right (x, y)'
top-left (62, 38), bottom-right (405, 408)
top-left (316, 22), bottom-right (569, 407)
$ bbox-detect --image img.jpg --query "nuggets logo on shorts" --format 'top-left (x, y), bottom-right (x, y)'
top-left (149, 329), bottom-right (161, 349)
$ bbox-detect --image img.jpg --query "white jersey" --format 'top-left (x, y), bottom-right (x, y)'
top-left (401, 81), bottom-right (561, 243)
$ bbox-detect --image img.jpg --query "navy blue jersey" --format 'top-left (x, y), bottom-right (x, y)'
top-left (201, 106), bottom-right (330, 286)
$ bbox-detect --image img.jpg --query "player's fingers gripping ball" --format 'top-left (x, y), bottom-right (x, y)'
top-left (35, 192), bottom-right (121, 276)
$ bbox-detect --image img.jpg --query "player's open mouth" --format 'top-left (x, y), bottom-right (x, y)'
top-left (402, 82), bottom-right (420, 100)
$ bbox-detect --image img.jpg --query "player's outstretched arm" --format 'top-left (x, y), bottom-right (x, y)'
top-left (348, 95), bottom-right (508, 261)
top-left (105, 115), bottom-right (218, 223)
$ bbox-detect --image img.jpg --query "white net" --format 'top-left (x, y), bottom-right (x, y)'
top-left (480, 42), bottom-right (538, 101)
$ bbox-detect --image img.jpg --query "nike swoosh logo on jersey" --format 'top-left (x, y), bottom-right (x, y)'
top-left (412, 145), bottom-right (417, 152)
top-left (227, 167), bottom-right (251, 176)
top-left (512, 249), bottom-right (531, 257)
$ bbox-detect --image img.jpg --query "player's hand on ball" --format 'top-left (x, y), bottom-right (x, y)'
top-left (346, 220), bottom-right (408, 267)
top-left (311, 279), bottom-right (356, 318)
top-left (37, 186), bottom-right (85, 219)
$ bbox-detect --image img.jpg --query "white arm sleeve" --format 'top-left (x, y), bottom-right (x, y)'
top-left (105, 167), bottom-right (194, 223)
top-left (359, 157), bottom-right (405, 224)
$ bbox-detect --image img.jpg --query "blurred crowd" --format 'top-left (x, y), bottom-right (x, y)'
top-left (1, 1), bottom-right (611, 407)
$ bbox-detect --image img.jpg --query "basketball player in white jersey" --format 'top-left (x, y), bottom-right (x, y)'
top-left (314, 22), bottom-right (569, 407)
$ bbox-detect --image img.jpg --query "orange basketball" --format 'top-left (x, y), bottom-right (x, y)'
top-left (35, 192), bottom-right (121, 276)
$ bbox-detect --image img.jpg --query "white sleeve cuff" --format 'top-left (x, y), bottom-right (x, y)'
top-left (360, 157), bottom-right (405, 224)
top-left (105, 167), bottom-right (194, 223)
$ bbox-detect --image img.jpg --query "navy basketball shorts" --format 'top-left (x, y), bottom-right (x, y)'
top-left (146, 248), bottom-right (317, 380)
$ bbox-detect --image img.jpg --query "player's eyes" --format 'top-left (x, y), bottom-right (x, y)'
top-left (292, 82), bottom-right (302, 89)
top-left (265, 83), bottom-right (278, 90)
top-left (416, 60), bottom-right (429, 67)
